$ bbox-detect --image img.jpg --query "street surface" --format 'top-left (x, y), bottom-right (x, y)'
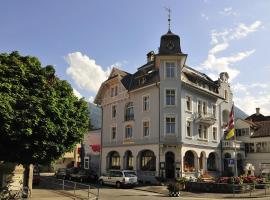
top-left (31, 175), bottom-right (270, 200)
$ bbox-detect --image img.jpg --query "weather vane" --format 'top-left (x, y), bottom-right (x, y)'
top-left (165, 7), bottom-right (171, 31)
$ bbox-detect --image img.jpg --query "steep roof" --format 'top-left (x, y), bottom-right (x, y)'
top-left (245, 114), bottom-right (270, 122)
top-left (251, 121), bottom-right (270, 138)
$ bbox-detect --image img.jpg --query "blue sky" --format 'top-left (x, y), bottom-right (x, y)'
top-left (1, 0), bottom-right (270, 115)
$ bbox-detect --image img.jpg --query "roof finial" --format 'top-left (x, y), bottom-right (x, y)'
top-left (165, 7), bottom-right (171, 32)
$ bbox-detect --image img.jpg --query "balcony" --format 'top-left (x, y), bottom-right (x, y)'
top-left (222, 140), bottom-right (244, 150)
top-left (124, 114), bottom-right (134, 121)
top-left (194, 112), bottom-right (216, 125)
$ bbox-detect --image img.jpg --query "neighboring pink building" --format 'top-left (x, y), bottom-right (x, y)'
top-left (82, 129), bottom-right (101, 174)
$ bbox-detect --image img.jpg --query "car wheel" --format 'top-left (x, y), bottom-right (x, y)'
top-left (99, 179), bottom-right (104, 185)
top-left (116, 182), bottom-right (121, 188)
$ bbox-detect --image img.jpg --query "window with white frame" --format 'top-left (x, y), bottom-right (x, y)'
top-left (212, 127), bottom-right (217, 141)
top-left (166, 89), bottom-right (175, 105)
top-left (165, 62), bottom-right (175, 78)
top-left (202, 101), bottom-right (207, 115)
top-left (197, 100), bottom-right (202, 114)
top-left (125, 102), bottom-right (134, 121)
top-left (143, 96), bottom-right (150, 111)
top-left (186, 121), bottom-right (192, 137)
top-left (84, 157), bottom-right (90, 169)
top-left (110, 86), bottom-right (118, 97)
top-left (212, 104), bottom-right (216, 118)
top-left (125, 125), bottom-right (132, 138)
top-left (111, 87), bottom-right (114, 97)
top-left (166, 116), bottom-right (176, 134)
top-left (143, 121), bottom-right (150, 137)
top-left (112, 105), bottom-right (116, 118)
top-left (198, 124), bottom-right (208, 140)
top-left (203, 125), bottom-right (208, 139)
top-left (111, 127), bottom-right (116, 140)
top-left (186, 96), bottom-right (192, 111)
top-left (198, 125), bottom-right (202, 138)
top-left (224, 89), bottom-right (228, 101)
top-left (115, 86), bottom-right (118, 96)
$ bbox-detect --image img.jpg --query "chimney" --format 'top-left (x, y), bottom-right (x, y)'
top-left (146, 51), bottom-right (154, 62)
top-left (256, 108), bottom-right (260, 115)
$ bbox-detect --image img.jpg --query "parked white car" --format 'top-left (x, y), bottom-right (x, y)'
top-left (99, 170), bottom-right (138, 188)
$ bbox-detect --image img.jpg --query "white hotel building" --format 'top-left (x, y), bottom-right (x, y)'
top-left (94, 27), bottom-right (240, 182)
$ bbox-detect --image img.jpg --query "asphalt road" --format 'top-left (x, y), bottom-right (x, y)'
top-left (98, 187), bottom-right (164, 200)
top-left (34, 175), bottom-right (270, 200)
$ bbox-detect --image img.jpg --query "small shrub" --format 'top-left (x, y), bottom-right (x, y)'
top-left (176, 177), bottom-right (187, 184)
top-left (167, 183), bottom-right (182, 192)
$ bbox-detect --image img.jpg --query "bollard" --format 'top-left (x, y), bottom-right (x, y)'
top-left (74, 182), bottom-right (76, 195)
top-left (232, 182), bottom-right (235, 198)
top-left (88, 186), bottom-right (90, 199)
top-left (62, 179), bottom-right (64, 190)
top-left (97, 185), bottom-right (100, 200)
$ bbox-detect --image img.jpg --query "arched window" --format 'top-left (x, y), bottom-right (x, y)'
top-left (140, 150), bottom-right (156, 171)
top-left (108, 151), bottom-right (120, 169)
top-left (184, 151), bottom-right (195, 172)
top-left (125, 125), bottom-right (133, 139)
top-left (125, 102), bottom-right (134, 121)
top-left (124, 150), bottom-right (133, 170)
top-left (222, 110), bottom-right (230, 124)
top-left (207, 153), bottom-right (216, 171)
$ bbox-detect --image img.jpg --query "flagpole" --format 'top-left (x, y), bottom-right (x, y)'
top-left (233, 102), bottom-right (238, 177)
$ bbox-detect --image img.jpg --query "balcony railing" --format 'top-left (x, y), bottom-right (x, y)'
top-left (222, 140), bottom-right (244, 149)
top-left (194, 112), bottom-right (216, 125)
top-left (124, 114), bottom-right (134, 121)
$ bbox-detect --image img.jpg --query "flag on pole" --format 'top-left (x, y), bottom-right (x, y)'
top-left (225, 104), bottom-right (235, 140)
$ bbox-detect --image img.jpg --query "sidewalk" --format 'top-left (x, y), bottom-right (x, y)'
top-left (31, 188), bottom-right (76, 200)
top-left (134, 185), bottom-right (270, 199)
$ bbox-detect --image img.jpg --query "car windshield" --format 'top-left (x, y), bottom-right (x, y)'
top-left (124, 172), bottom-right (136, 177)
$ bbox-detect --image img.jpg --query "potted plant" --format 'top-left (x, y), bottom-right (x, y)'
top-left (167, 182), bottom-right (181, 197)
top-left (176, 177), bottom-right (187, 190)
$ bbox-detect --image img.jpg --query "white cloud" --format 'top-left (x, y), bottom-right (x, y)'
top-left (230, 21), bottom-right (262, 40)
top-left (232, 82), bottom-right (270, 115)
top-left (109, 61), bottom-right (127, 69)
top-left (73, 88), bottom-right (82, 99)
top-left (219, 7), bottom-right (238, 16)
top-left (201, 50), bottom-right (255, 80)
top-left (209, 43), bottom-right (229, 54)
top-left (234, 94), bottom-right (270, 115)
top-left (65, 52), bottom-right (112, 93)
top-left (231, 83), bottom-right (248, 93)
top-left (199, 21), bottom-right (262, 81)
top-left (250, 83), bottom-right (268, 88)
top-left (88, 96), bottom-right (94, 103)
top-left (201, 13), bottom-right (209, 21)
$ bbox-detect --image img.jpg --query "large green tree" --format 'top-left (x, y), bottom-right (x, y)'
top-left (0, 51), bottom-right (89, 165)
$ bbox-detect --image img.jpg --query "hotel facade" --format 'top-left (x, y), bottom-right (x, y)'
top-left (94, 28), bottom-right (241, 182)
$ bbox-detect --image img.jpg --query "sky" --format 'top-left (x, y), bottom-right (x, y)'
top-left (1, 0), bottom-right (270, 115)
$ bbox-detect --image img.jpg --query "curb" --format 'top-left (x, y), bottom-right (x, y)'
top-left (134, 187), bottom-right (167, 195)
top-left (133, 187), bottom-right (270, 200)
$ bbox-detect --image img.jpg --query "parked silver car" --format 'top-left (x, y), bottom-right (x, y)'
top-left (99, 170), bottom-right (138, 188)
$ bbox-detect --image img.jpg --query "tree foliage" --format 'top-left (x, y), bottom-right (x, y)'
top-left (0, 52), bottom-right (89, 165)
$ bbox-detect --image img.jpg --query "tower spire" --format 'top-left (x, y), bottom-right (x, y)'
top-left (165, 7), bottom-right (171, 32)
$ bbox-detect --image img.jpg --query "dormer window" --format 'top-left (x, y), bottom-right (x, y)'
top-left (110, 86), bottom-right (118, 97)
top-left (165, 62), bottom-right (175, 78)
